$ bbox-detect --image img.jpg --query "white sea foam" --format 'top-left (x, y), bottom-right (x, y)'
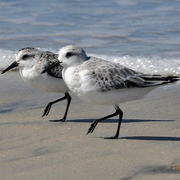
top-left (0, 49), bottom-right (16, 71)
top-left (90, 54), bottom-right (180, 75)
top-left (0, 48), bottom-right (180, 75)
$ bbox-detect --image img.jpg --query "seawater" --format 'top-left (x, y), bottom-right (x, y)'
top-left (0, 0), bottom-right (180, 74)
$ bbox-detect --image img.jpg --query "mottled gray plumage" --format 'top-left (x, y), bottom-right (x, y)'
top-left (75, 57), bottom-right (179, 92)
top-left (18, 47), bottom-right (37, 53)
top-left (40, 51), bottom-right (63, 79)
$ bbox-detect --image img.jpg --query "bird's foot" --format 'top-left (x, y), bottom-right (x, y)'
top-left (42, 104), bottom-right (52, 117)
top-left (103, 136), bottom-right (119, 139)
top-left (86, 120), bottom-right (98, 135)
top-left (49, 118), bottom-right (66, 122)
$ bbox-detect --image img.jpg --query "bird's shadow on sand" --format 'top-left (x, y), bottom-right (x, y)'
top-left (67, 118), bottom-right (175, 123)
top-left (0, 117), bottom-right (179, 141)
top-left (68, 118), bottom-right (180, 142)
top-left (120, 136), bottom-right (180, 141)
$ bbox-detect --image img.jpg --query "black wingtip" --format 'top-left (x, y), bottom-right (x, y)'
top-left (166, 75), bottom-right (180, 83)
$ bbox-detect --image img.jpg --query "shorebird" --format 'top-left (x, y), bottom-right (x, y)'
top-left (2, 47), bottom-right (71, 122)
top-left (45, 45), bottom-right (179, 139)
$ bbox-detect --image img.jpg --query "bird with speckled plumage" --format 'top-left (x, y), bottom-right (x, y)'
top-left (55, 45), bottom-right (179, 139)
top-left (2, 47), bottom-right (71, 122)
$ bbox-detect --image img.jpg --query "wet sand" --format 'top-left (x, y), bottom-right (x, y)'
top-left (0, 72), bottom-right (180, 180)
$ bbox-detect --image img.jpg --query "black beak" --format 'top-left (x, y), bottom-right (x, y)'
top-left (1, 61), bottom-right (19, 74)
top-left (41, 61), bottom-right (60, 74)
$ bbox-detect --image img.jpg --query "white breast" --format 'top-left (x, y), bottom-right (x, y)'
top-left (20, 68), bottom-right (69, 93)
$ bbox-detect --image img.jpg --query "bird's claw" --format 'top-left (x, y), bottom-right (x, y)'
top-left (86, 120), bottom-right (98, 135)
top-left (42, 104), bottom-right (52, 117)
top-left (49, 118), bottom-right (66, 122)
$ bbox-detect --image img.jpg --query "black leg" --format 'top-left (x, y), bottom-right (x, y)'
top-left (86, 106), bottom-right (123, 139)
top-left (50, 92), bottom-right (71, 122)
top-left (42, 92), bottom-right (71, 122)
top-left (104, 107), bottom-right (123, 139)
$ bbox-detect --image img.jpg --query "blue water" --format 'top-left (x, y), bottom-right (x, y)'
top-left (0, 0), bottom-right (180, 74)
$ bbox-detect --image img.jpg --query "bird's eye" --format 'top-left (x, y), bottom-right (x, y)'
top-left (22, 55), bottom-right (29, 60)
top-left (66, 52), bottom-right (73, 58)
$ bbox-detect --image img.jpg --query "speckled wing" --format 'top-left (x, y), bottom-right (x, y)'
top-left (78, 57), bottom-right (179, 92)
top-left (41, 51), bottom-right (63, 79)
top-left (76, 57), bottom-right (143, 92)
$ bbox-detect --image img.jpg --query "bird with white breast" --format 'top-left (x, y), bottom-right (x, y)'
top-left (51, 45), bottom-right (179, 139)
top-left (2, 47), bottom-right (71, 122)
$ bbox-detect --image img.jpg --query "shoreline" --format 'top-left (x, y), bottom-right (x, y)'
top-left (0, 72), bottom-right (180, 180)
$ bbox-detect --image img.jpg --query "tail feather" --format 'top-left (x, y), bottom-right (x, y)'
top-left (140, 75), bottom-right (179, 87)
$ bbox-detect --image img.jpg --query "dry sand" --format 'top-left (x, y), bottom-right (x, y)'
top-left (0, 72), bottom-right (180, 180)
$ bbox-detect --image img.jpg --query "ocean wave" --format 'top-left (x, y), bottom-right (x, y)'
top-left (0, 49), bottom-right (16, 71)
top-left (89, 54), bottom-right (180, 75)
top-left (0, 48), bottom-right (180, 75)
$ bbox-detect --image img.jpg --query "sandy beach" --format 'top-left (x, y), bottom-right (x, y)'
top-left (0, 72), bottom-right (180, 180)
